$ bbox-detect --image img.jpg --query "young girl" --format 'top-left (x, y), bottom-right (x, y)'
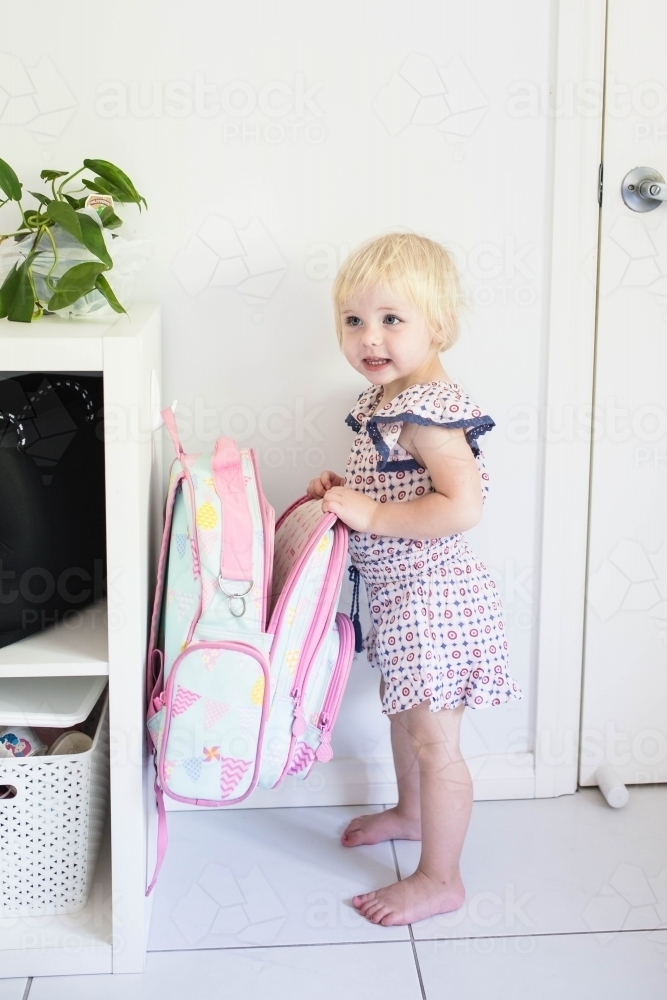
top-left (307, 233), bottom-right (522, 928)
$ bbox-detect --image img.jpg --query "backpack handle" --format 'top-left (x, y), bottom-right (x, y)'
top-left (161, 405), bottom-right (183, 457)
top-left (212, 437), bottom-right (254, 584)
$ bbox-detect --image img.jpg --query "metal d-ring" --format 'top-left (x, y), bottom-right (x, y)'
top-left (218, 577), bottom-right (253, 617)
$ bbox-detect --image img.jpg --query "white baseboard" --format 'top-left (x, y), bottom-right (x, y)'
top-left (164, 752), bottom-right (535, 811)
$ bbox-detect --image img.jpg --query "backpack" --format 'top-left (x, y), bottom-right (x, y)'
top-left (145, 409), bottom-right (355, 892)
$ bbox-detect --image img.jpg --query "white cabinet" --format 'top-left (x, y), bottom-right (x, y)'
top-left (0, 304), bottom-right (161, 976)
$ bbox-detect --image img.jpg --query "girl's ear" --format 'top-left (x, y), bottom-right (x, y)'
top-left (429, 327), bottom-right (444, 350)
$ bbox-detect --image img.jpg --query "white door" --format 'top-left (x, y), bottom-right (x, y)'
top-left (580, 0), bottom-right (667, 786)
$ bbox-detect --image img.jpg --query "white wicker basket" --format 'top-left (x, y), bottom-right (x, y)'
top-left (0, 693), bottom-right (109, 917)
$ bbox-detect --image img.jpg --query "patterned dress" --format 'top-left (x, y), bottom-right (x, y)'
top-left (344, 380), bottom-right (523, 715)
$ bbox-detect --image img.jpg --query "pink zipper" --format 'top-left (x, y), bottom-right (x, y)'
top-left (289, 522), bottom-right (348, 707)
top-left (315, 614), bottom-right (355, 762)
top-left (250, 448), bottom-right (274, 631)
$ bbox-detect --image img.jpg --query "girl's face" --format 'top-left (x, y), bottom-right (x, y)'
top-left (339, 285), bottom-right (437, 387)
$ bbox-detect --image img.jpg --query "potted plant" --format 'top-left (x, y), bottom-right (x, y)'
top-left (0, 157), bottom-right (148, 322)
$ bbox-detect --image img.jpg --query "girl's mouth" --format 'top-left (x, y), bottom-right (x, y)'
top-left (362, 357), bottom-right (390, 371)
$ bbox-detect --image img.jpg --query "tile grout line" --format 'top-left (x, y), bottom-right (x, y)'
top-left (390, 838), bottom-right (427, 1000)
top-left (148, 938), bottom-right (412, 953)
top-left (21, 978), bottom-right (32, 1000)
top-left (407, 925), bottom-right (667, 943)
top-left (146, 921), bottom-right (667, 956)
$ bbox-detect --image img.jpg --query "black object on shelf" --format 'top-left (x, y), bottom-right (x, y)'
top-left (0, 373), bottom-right (106, 649)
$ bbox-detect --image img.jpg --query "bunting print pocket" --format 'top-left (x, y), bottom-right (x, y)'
top-left (158, 641), bottom-right (271, 805)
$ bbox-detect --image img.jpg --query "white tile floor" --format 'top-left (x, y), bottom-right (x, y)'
top-left (18, 786), bottom-right (667, 999)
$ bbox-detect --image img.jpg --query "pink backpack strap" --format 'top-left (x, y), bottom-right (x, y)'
top-left (145, 772), bottom-right (168, 896)
top-left (212, 437), bottom-right (253, 583)
top-left (161, 406), bottom-right (183, 458)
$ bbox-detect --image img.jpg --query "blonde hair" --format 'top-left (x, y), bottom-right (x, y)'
top-left (332, 231), bottom-right (462, 351)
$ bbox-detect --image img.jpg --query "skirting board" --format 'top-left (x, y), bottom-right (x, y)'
top-left (0, 945), bottom-right (112, 980)
top-left (164, 752), bottom-right (536, 811)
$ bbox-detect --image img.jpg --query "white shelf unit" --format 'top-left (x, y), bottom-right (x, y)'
top-left (0, 823), bottom-right (113, 978)
top-left (0, 675), bottom-right (108, 726)
top-left (0, 600), bottom-right (108, 678)
top-left (0, 303), bottom-right (161, 977)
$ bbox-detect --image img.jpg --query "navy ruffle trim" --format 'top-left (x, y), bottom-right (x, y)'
top-left (345, 404), bottom-right (495, 470)
top-left (370, 413), bottom-right (495, 470)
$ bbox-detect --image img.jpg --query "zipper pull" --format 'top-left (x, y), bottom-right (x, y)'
top-left (348, 565), bottom-right (364, 653)
top-left (316, 728), bottom-right (333, 763)
top-left (291, 703), bottom-right (306, 737)
top-left (152, 691), bottom-right (166, 713)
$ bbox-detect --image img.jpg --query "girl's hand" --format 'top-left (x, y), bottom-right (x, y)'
top-left (322, 486), bottom-right (377, 532)
top-left (306, 470), bottom-right (346, 499)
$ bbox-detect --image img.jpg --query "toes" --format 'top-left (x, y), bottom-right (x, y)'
top-left (342, 831), bottom-right (363, 847)
top-left (359, 896), bottom-right (386, 919)
top-left (366, 902), bottom-right (392, 924)
top-left (341, 819), bottom-right (364, 845)
top-left (352, 892), bottom-right (377, 906)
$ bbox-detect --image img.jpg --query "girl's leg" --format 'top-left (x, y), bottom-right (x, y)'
top-left (342, 678), bottom-right (421, 846)
top-left (353, 701), bottom-right (472, 926)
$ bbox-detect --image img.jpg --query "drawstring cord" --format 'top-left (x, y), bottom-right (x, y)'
top-left (348, 565), bottom-right (364, 653)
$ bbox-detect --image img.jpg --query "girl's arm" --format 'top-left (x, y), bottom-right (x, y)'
top-left (321, 424), bottom-right (483, 539)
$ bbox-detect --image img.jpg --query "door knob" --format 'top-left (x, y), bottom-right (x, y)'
top-left (622, 166), bottom-right (667, 212)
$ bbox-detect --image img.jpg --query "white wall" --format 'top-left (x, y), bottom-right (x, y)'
top-left (1, 0), bottom-right (556, 793)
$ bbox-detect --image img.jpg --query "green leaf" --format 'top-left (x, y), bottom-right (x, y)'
top-left (78, 213), bottom-right (112, 268)
top-left (46, 199), bottom-right (83, 237)
top-left (8, 261), bottom-right (36, 322)
top-left (82, 176), bottom-right (125, 199)
top-left (45, 201), bottom-right (112, 268)
top-left (0, 158), bottom-right (22, 201)
top-left (0, 263), bottom-right (21, 319)
top-left (0, 251), bottom-right (40, 322)
top-left (47, 261), bottom-right (107, 311)
top-left (81, 177), bottom-right (110, 194)
top-left (28, 190), bottom-right (51, 207)
top-left (95, 272), bottom-right (126, 314)
top-left (9, 254), bottom-right (40, 322)
top-left (99, 205), bottom-right (123, 230)
top-left (83, 159), bottom-right (147, 209)
top-left (40, 169), bottom-right (68, 182)
top-left (64, 194), bottom-right (86, 210)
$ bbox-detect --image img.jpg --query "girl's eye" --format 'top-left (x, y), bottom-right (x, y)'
top-left (345, 316), bottom-right (362, 327)
top-left (383, 314), bottom-right (400, 325)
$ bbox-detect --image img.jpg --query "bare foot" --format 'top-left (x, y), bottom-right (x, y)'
top-left (353, 868), bottom-right (465, 926)
top-left (341, 807), bottom-right (421, 847)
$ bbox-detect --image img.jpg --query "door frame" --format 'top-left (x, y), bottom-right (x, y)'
top-left (534, 0), bottom-right (607, 797)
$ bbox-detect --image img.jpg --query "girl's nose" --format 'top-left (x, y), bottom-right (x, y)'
top-left (361, 323), bottom-right (383, 346)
